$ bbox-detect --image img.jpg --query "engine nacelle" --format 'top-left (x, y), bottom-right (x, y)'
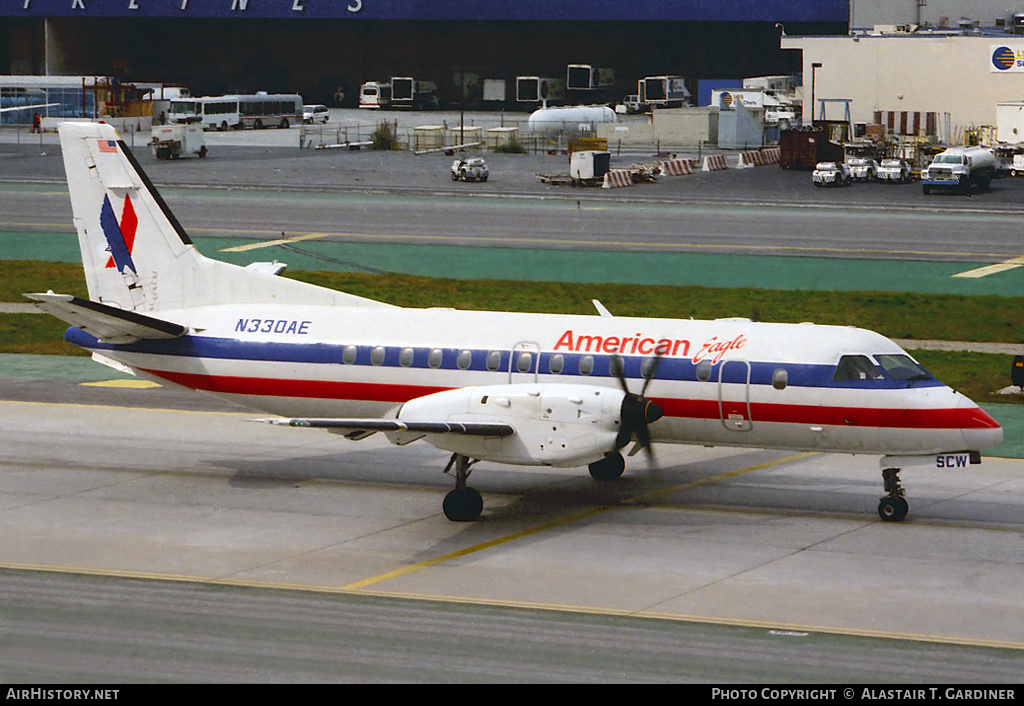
top-left (396, 383), bottom-right (626, 467)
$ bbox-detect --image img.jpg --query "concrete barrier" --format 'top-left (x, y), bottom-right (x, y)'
top-left (602, 169), bottom-right (635, 188)
top-left (737, 147), bottom-right (781, 169)
top-left (658, 158), bottom-right (697, 176)
top-left (702, 154), bottom-right (728, 171)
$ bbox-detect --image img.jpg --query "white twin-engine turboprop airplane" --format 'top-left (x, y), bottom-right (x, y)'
top-left (29, 122), bottom-right (1003, 522)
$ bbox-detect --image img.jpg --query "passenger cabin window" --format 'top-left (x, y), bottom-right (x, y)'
top-left (772, 368), bottom-right (788, 390)
top-left (342, 345), bottom-right (357, 364)
top-left (457, 350), bottom-right (472, 370)
top-left (579, 355), bottom-right (594, 376)
top-left (486, 351), bottom-right (502, 371)
top-left (400, 347), bottom-right (414, 367)
top-left (609, 355), bottom-right (624, 377)
top-left (833, 355), bottom-right (883, 382)
top-left (370, 346), bottom-right (386, 366)
top-left (696, 360), bottom-right (713, 381)
top-left (874, 354), bottom-right (932, 381)
top-left (549, 354), bottom-right (564, 374)
top-left (428, 349), bottom-right (443, 369)
top-left (516, 352), bottom-right (533, 373)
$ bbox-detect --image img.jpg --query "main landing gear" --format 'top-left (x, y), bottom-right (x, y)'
top-left (878, 467), bottom-right (909, 521)
top-left (588, 452), bottom-right (625, 481)
top-left (442, 453), bottom-right (484, 522)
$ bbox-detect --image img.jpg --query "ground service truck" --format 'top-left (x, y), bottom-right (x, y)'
top-left (920, 146), bottom-right (996, 194)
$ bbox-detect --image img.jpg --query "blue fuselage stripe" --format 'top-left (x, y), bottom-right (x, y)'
top-left (64, 327), bottom-right (944, 391)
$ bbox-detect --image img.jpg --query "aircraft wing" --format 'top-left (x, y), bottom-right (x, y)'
top-left (26, 292), bottom-right (187, 344)
top-left (0, 103), bottom-right (58, 113)
top-left (259, 417), bottom-right (516, 441)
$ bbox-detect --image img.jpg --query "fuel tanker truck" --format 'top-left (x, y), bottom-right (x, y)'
top-left (921, 146), bottom-right (996, 194)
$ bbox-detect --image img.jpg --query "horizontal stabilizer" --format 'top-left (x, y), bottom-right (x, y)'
top-left (25, 292), bottom-right (187, 344)
top-left (259, 417), bottom-right (515, 437)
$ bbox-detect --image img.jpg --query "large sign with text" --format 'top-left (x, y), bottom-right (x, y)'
top-left (991, 44), bottom-right (1024, 72)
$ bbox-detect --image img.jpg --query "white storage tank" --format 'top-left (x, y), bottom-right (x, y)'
top-left (527, 105), bottom-right (617, 134)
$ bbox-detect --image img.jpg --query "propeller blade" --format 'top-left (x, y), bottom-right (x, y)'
top-left (640, 355), bottom-right (662, 396)
top-left (614, 354), bottom-right (664, 465)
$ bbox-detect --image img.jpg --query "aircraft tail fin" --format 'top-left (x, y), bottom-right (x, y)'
top-left (58, 121), bottom-right (391, 313)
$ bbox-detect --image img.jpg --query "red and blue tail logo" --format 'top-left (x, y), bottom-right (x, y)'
top-left (100, 193), bottom-right (138, 275)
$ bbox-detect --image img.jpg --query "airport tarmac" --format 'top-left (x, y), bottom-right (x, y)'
top-left (2, 387), bottom-right (1024, 682)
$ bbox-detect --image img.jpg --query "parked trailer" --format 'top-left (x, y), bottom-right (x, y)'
top-left (482, 79), bottom-right (507, 105)
top-left (149, 124), bottom-right (207, 159)
top-left (569, 150), bottom-right (611, 186)
top-left (639, 76), bottom-right (690, 109)
top-left (516, 76), bottom-right (565, 106)
top-left (779, 122), bottom-right (847, 170)
top-left (567, 64), bottom-right (615, 91)
top-left (390, 77), bottom-right (440, 109)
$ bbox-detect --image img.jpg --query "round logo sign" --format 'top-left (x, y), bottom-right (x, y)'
top-left (992, 46), bottom-right (1016, 71)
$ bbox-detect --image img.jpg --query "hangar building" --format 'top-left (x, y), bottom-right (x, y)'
top-left (783, 1), bottom-right (1024, 139)
top-left (1, 1), bottom-right (846, 107)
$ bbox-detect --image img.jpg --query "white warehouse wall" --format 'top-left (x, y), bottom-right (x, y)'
top-left (782, 33), bottom-right (1024, 135)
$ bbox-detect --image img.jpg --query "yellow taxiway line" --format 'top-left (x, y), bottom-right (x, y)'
top-left (341, 452), bottom-right (817, 591)
top-left (953, 256), bottom-right (1024, 278)
top-left (219, 232), bottom-right (333, 252)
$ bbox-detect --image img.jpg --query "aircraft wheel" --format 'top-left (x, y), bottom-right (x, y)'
top-left (877, 496), bottom-right (909, 522)
top-left (589, 452), bottom-right (625, 481)
top-left (443, 487), bottom-right (483, 522)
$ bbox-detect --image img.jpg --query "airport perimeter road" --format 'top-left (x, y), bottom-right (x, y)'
top-left (3, 133), bottom-right (1024, 270)
top-left (1, 389), bottom-right (1023, 681)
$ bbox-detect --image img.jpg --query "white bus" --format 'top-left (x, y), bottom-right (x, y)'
top-left (358, 81), bottom-right (391, 109)
top-left (167, 93), bottom-right (302, 130)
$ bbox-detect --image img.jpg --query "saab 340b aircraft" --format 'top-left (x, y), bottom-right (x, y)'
top-left (29, 122), bottom-right (1003, 522)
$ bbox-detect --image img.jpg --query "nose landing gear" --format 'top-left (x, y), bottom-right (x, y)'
top-left (878, 467), bottom-right (909, 521)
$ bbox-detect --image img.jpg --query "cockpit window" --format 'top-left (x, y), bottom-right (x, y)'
top-left (833, 355), bottom-right (884, 382)
top-left (874, 354), bottom-right (932, 381)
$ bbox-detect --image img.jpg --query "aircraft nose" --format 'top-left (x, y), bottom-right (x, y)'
top-left (958, 396), bottom-right (1003, 451)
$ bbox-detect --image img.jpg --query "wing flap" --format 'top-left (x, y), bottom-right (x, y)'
top-left (26, 292), bottom-right (187, 344)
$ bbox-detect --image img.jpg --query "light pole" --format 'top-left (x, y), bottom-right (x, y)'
top-left (810, 62), bottom-right (822, 124)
